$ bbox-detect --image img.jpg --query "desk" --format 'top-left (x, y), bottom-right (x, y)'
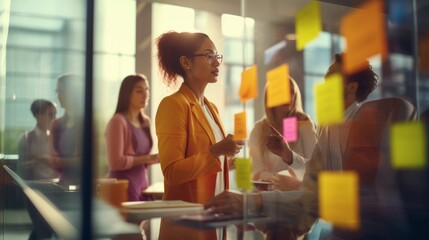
top-left (137, 215), bottom-right (269, 240)
top-left (142, 182), bottom-right (164, 200)
top-left (3, 165), bottom-right (140, 239)
top-left (123, 202), bottom-right (272, 240)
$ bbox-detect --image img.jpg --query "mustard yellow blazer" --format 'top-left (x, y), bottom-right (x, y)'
top-left (155, 83), bottom-right (229, 204)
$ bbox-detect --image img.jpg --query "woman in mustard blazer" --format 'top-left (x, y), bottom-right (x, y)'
top-left (155, 31), bottom-right (245, 205)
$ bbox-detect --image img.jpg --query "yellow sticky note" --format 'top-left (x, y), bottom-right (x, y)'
top-left (234, 112), bottom-right (247, 141)
top-left (315, 74), bottom-right (344, 125)
top-left (319, 171), bottom-right (360, 230)
top-left (341, 0), bottom-right (387, 74)
top-left (239, 65), bottom-right (258, 102)
top-left (235, 157), bottom-right (253, 191)
top-left (266, 64), bottom-right (290, 108)
top-left (295, 0), bottom-right (322, 51)
top-left (391, 121), bottom-right (427, 169)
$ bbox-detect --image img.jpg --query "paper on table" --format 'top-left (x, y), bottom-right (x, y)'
top-left (122, 200), bottom-right (203, 209)
top-left (122, 200), bottom-right (204, 220)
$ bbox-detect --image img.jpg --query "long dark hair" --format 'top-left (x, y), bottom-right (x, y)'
top-left (114, 73), bottom-right (153, 149)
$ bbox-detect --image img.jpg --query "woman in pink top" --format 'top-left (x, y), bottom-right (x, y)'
top-left (105, 74), bottom-right (159, 201)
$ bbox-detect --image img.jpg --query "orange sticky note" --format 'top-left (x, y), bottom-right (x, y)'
top-left (319, 171), bottom-right (360, 230)
top-left (315, 74), bottom-right (344, 125)
top-left (266, 64), bottom-right (290, 108)
top-left (390, 121), bottom-right (427, 169)
top-left (341, 0), bottom-right (387, 74)
top-left (419, 32), bottom-right (429, 73)
top-left (295, 0), bottom-right (322, 51)
top-left (283, 117), bottom-right (298, 142)
top-left (235, 157), bottom-right (253, 191)
top-left (239, 65), bottom-right (258, 102)
top-left (234, 112), bottom-right (247, 141)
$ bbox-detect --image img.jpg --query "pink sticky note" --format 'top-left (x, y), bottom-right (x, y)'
top-left (283, 117), bottom-right (298, 142)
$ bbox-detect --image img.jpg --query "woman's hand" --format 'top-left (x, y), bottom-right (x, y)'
top-left (227, 156), bottom-right (236, 170)
top-left (210, 134), bottom-right (245, 157)
top-left (145, 154), bottom-right (159, 164)
top-left (271, 168), bottom-right (302, 191)
top-left (134, 154), bottom-right (159, 166)
top-left (266, 134), bottom-right (293, 164)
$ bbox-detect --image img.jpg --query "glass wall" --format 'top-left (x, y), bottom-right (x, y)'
top-left (1, 0), bottom-right (88, 239)
top-left (1, 0), bottom-right (428, 239)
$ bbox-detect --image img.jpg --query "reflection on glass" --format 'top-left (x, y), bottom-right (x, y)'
top-left (51, 74), bottom-right (84, 183)
top-left (2, 0), bottom-right (87, 239)
top-left (17, 99), bottom-right (58, 180)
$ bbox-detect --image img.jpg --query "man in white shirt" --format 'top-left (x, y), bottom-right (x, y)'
top-left (205, 53), bottom-right (379, 238)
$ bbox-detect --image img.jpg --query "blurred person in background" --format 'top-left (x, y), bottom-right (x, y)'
top-left (105, 74), bottom-right (159, 201)
top-left (249, 77), bottom-right (317, 191)
top-left (50, 74), bottom-right (84, 182)
top-left (18, 99), bottom-right (58, 180)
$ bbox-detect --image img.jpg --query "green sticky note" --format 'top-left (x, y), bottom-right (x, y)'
top-left (295, 0), bottom-right (322, 50)
top-left (235, 158), bottom-right (253, 191)
top-left (391, 121), bottom-right (427, 169)
top-left (315, 74), bottom-right (344, 125)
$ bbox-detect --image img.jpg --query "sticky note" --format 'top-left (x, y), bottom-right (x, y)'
top-left (234, 112), bottom-right (247, 141)
top-left (283, 117), bottom-right (298, 142)
top-left (315, 74), bottom-right (344, 125)
top-left (235, 157), bottom-right (253, 191)
top-left (419, 32), bottom-right (429, 73)
top-left (390, 121), bottom-right (427, 169)
top-left (295, 0), bottom-right (322, 51)
top-left (239, 65), bottom-right (258, 102)
top-left (340, 0), bottom-right (387, 74)
top-left (266, 64), bottom-right (290, 108)
top-left (319, 171), bottom-right (360, 230)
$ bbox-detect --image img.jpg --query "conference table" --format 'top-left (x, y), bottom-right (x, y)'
top-left (3, 165), bottom-right (274, 240)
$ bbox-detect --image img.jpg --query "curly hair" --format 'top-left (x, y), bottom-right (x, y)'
top-left (156, 31), bottom-right (209, 86)
top-left (335, 53), bottom-right (379, 102)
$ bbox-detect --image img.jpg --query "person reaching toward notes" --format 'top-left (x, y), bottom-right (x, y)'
top-left (249, 77), bottom-right (317, 191)
top-left (206, 53), bottom-right (379, 239)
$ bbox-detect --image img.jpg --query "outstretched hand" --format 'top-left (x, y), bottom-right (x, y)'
top-left (204, 190), bottom-right (244, 215)
top-left (271, 168), bottom-right (302, 191)
top-left (266, 134), bottom-right (293, 164)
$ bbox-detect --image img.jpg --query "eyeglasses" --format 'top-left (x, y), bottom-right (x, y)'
top-left (189, 53), bottom-right (223, 64)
